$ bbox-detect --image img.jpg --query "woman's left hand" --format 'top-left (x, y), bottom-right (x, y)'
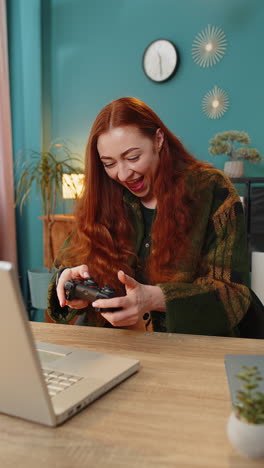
top-left (92, 270), bottom-right (166, 327)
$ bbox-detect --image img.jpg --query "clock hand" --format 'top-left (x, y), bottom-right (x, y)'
top-left (157, 53), bottom-right (163, 77)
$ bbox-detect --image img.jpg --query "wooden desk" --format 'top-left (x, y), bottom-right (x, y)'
top-left (1, 323), bottom-right (264, 468)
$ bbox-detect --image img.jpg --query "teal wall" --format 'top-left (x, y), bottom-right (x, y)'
top-left (7, 0), bottom-right (43, 311)
top-left (7, 0), bottom-right (264, 317)
top-left (48, 0), bottom-right (264, 166)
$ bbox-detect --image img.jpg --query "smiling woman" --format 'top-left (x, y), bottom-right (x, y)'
top-left (47, 97), bottom-right (252, 338)
top-left (97, 126), bottom-right (163, 208)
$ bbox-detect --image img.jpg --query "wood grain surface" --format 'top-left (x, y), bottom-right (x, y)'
top-left (1, 322), bottom-right (264, 468)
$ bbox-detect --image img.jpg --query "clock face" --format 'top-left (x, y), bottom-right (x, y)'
top-left (143, 39), bottom-right (178, 83)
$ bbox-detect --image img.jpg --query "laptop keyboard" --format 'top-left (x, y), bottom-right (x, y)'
top-left (42, 368), bottom-right (83, 398)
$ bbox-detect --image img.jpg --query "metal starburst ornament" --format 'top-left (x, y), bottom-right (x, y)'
top-left (202, 85), bottom-right (229, 119)
top-left (192, 25), bottom-right (227, 68)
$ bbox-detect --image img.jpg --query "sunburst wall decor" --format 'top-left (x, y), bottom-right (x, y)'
top-left (202, 85), bottom-right (229, 119)
top-left (192, 25), bottom-right (227, 68)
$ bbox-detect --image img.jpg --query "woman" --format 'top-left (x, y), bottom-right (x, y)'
top-left (48, 97), bottom-right (251, 336)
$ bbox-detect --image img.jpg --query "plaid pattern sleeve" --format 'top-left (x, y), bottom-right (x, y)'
top-left (156, 169), bottom-right (251, 336)
top-left (47, 271), bottom-right (91, 324)
top-left (46, 236), bottom-right (103, 325)
top-left (47, 272), bottom-right (106, 326)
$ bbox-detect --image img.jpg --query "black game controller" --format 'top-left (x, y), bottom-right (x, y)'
top-left (64, 277), bottom-right (122, 312)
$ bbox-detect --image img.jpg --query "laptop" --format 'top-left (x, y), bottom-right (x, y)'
top-left (0, 261), bottom-right (140, 426)
top-left (225, 354), bottom-right (264, 405)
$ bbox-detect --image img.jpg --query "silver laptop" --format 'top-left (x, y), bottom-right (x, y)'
top-left (0, 261), bottom-right (140, 426)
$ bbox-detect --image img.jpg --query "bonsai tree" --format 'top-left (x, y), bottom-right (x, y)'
top-left (16, 140), bottom-right (84, 272)
top-left (209, 131), bottom-right (262, 162)
top-left (233, 365), bottom-right (264, 424)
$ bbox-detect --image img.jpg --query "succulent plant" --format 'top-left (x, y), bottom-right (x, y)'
top-left (233, 366), bottom-right (264, 424)
top-left (209, 131), bottom-right (262, 162)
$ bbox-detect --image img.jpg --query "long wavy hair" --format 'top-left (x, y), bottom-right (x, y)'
top-left (58, 97), bottom-right (209, 291)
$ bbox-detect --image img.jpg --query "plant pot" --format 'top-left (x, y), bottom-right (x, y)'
top-left (227, 411), bottom-right (264, 459)
top-left (28, 268), bottom-right (54, 309)
top-left (224, 161), bottom-right (244, 178)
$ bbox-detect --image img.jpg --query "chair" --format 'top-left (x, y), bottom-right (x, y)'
top-left (238, 289), bottom-right (264, 339)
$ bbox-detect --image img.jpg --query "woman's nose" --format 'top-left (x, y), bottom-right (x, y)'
top-left (117, 163), bottom-right (132, 182)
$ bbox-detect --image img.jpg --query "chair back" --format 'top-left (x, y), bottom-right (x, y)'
top-left (238, 289), bottom-right (264, 339)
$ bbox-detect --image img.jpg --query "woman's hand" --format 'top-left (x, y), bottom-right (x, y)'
top-left (92, 270), bottom-right (166, 327)
top-left (56, 265), bottom-right (91, 309)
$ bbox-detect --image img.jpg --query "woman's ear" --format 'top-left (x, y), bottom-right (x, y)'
top-left (156, 128), bottom-right (164, 151)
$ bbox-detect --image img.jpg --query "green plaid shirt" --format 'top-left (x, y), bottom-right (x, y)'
top-left (48, 167), bottom-right (250, 336)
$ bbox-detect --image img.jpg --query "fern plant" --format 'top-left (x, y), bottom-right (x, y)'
top-left (16, 140), bottom-right (84, 271)
top-left (234, 366), bottom-right (264, 424)
top-left (209, 131), bottom-right (262, 162)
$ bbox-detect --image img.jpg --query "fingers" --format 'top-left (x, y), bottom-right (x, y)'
top-left (92, 296), bottom-right (125, 310)
top-left (117, 270), bottom-right (138, 291)
top-left (92, 272), bottom-right (141, 327)
top-left (93, 294), bottom-right (141, 327)
top-left (57, 269), bottom-right (71, 307)
top-left (71, 264), bottom-right (90, 280)
top-left (100, 309), bottom-right (139, 328)
top-left (65, 299), bottom-right (90, 309)
top-left (56, 264), bottom-right (90, 307)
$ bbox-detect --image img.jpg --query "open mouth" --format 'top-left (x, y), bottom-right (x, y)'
top-left (126, 176), bottom-right (145, 192)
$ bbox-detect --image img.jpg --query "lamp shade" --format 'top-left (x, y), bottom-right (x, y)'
top-left (62, 173), bottom-right (84, 199)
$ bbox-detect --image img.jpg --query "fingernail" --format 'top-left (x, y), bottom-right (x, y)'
top-left (92, 302), bottom-right (98, 307)
top-left (83, 272), bottom-right (89, 278)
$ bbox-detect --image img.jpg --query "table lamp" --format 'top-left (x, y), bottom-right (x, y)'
top-left (62, 173), bottom-right (84, 199)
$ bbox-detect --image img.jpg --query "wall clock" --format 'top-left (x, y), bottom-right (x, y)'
top-left (143, 39), bottom-right (179, 83)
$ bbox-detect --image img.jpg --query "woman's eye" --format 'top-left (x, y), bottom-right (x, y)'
top-left (127, 155), bottom-right (140, 161)
top-left (102, 155), bottom-right (140, 168)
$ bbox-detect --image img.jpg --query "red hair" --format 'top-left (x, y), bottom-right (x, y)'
top-left (58, 97), bottom-right (210, 290)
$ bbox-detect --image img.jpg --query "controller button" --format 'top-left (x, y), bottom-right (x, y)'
top-left (101, 286), bottom-right (115, 294)
top-left (84, 277), bottom-right (98, 287)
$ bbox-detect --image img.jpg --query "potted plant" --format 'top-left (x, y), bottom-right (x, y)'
top-left (16, 140), bottom-right (83, 309)
top-left (227, 365), bottom-right (264, 458)
top-left (208, 131), bottom-right (262, 177)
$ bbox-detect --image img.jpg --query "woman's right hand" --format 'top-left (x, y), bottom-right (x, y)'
top-left (56, 265), bottom-right (90, 309)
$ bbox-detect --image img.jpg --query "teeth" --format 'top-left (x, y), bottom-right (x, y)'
top-left (127, 177), bottom-right (142, 185)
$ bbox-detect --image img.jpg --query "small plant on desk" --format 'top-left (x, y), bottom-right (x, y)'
top-left (234, 366), bottom-right (264, 424)
top-left (227, 365), bottom-right (264, 459)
